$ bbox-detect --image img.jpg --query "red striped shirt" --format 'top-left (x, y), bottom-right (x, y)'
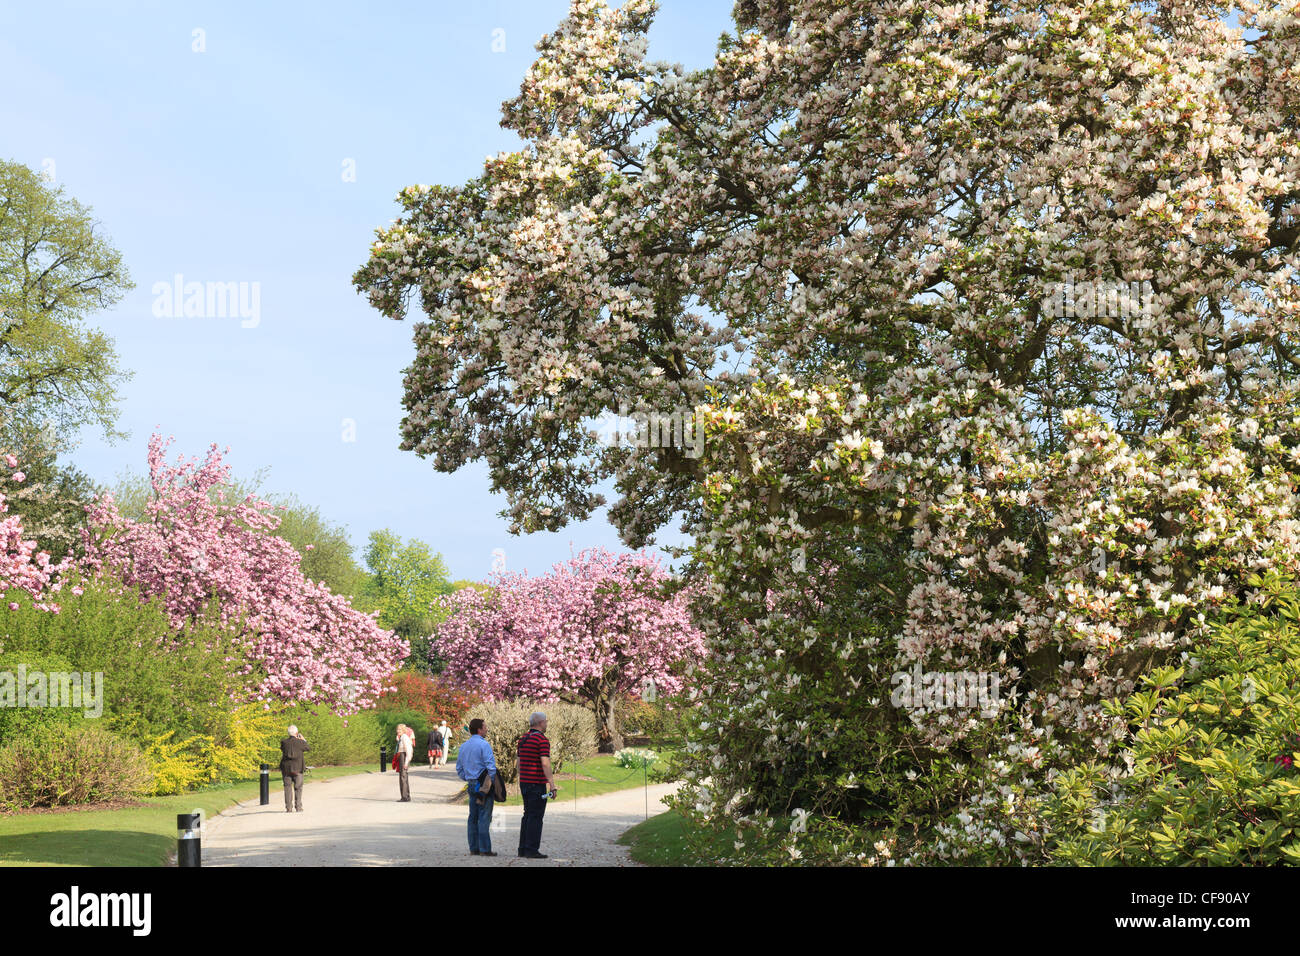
top-left (517, 730), bottom-right (550, 785)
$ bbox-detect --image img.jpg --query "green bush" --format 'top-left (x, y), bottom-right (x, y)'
top-left (621, 696), bottom-right (690, 749)
top-left (374, 708), bottom-right (434, 764)
top-left (0, 723), bottom-right (152, 809)
top-left (1, 576), bottom-right (252, 748)
top-left (470, 700), bottom-right (597, 783)
top-left (0, 651), bottom-right (86, 745)
top-left (1043, 571), bottom-right (1300, 866)
top-left (620, 698), bottom-right (664, 736)
top-left (281, 706), bottom-right (383, 766)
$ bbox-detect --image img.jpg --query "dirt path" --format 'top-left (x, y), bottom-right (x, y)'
top-left (201, 765), bottom-right (678, 867)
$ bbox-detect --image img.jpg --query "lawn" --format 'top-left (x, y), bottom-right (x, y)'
top-left (0, 764), bottom-right (373, 867)
top-left (618, 810), bottom-right (752, 866)
top-left (457, 753), bottom-right (670, 807)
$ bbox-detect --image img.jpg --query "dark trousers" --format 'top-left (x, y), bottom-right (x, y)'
top-left (283, 772), bottom-right (303, 810)
top-left (398, 760), bottom-right (410, 801)
top-left (519, 783), bottom-right (548, 855)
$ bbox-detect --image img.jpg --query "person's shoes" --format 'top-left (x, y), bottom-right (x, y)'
top-left (296, 807), bottom-right (303, 812)
top-left (470, 850), bottom-right (480, 855)
top-left (520, 852), bottom-right (548, 859)
top-left (480, 851), bottom-right (498, 857)
top-left (286, 809), bottom-right (293, 813)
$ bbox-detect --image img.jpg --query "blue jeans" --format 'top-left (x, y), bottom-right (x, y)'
top-left (467, 780), bottom-right (494, 853)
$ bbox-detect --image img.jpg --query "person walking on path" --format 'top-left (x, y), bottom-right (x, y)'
top-left (279, 725), bottom-right (310, 813)
top-left (427, 724), bottom-right (444, 770)
top-left (517, 711), bottom-right (558, 859)
top-left (396, 724), bottom-right (414, 802)
top-left (456, 717), bottom-right (498, 856)
top-left (437, 720), bottom-right (453, 766)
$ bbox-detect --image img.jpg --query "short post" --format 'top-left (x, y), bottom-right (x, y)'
top-left (259, 763), bottom-right (270, 805)
top-left (380, 746), bottom-right (388, 772)
top-left (177, 812), bottom-right (201, 868)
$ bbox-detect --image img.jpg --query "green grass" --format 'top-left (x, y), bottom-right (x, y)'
top-left (618, 809), bottom-right (740, 866)
top-left (0, 764), bottom-right (373, 867)
top-left (468, 754), bottom-right (668, 807)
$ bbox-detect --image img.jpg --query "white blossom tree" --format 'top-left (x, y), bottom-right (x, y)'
top-left (357, 0), bottom-right (1300, 862)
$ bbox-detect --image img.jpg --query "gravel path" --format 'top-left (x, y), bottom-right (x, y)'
top-left (201, 765), bottom-right (678, 867)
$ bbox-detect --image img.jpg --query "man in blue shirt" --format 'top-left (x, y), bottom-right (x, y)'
top-left (455, 717), bottom-right (498, 856)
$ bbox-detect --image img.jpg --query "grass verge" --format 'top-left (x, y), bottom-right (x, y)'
top-left (445, 754), bottom-right (672, 807)
top-left (617, 809), bottom-right (746, 866)
top-left (0, 764), bottom-right (373, 867)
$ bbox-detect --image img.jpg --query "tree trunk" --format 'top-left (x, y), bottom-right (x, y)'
top-left (594, 694), bottom-right (623, 753)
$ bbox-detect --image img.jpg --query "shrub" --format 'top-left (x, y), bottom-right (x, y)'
top-left (469, 699), bottom-right (597, 783)
top-left (1043, 571), bottom-right (1300, 866)
top-left (0, 651), bottom-right (85, 746)
top-left (1, 574), bottom-right (252, 748)
top-left (204, 703), bottom-right (284, 782)
top-left (144, 732), bottom-right (213, 796)
top-left (0, 723), bottom-right (152, 809)
top-left (142, 704), bottom-right (284, 795)
top-left (619, 698), bottom-right (662, 736)
top-left (374, 708), bottom-right (434, 763)
top-left (376, 670), bottom-right (478, 731)
top-left (280, 706), bottom-right (382, 766)
top-left (620, 696), bottom-right (689, 746)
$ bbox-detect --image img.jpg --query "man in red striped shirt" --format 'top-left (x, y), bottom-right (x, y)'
top-left (517, 711), bottom-right (558, 859)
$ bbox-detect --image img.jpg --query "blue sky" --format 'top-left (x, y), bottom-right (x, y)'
top-left (0, 0), bottom-right (735, 581)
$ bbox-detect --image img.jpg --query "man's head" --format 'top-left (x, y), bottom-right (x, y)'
top-left (469, 718), bottom-right (486, 737)
top-left (287, 725), bottom-right (298, 737)
top-left (529, 711), bottom-right (547, 733)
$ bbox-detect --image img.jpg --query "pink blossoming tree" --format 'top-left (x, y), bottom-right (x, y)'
top-left (434, 547), bottom-right (703, 750)
top-left (0, 453), bottom-right (62, 611)
top-left (81, 434), bottom-right (408, 713)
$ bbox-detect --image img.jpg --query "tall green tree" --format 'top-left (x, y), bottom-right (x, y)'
top-left (0, 160), bottom-right (133, 445)
top-left (361, 529), bottom-right (454, 674)
top-left (268, 493), bottom-right (368, 600)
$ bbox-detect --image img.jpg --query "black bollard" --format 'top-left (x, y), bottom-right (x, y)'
top-left (259, 763), bottom-right (270, 805)
top-left (380, 746), bottom-right (388, 772)
top-left (177, 812), bottom-right (201, 867)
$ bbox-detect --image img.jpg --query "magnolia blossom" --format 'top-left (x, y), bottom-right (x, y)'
top-left (357, 0), bottom-right (1300, 861)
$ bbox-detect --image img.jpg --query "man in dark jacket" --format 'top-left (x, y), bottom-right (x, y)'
top-left (279, 725), bottom-right (310, 812)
